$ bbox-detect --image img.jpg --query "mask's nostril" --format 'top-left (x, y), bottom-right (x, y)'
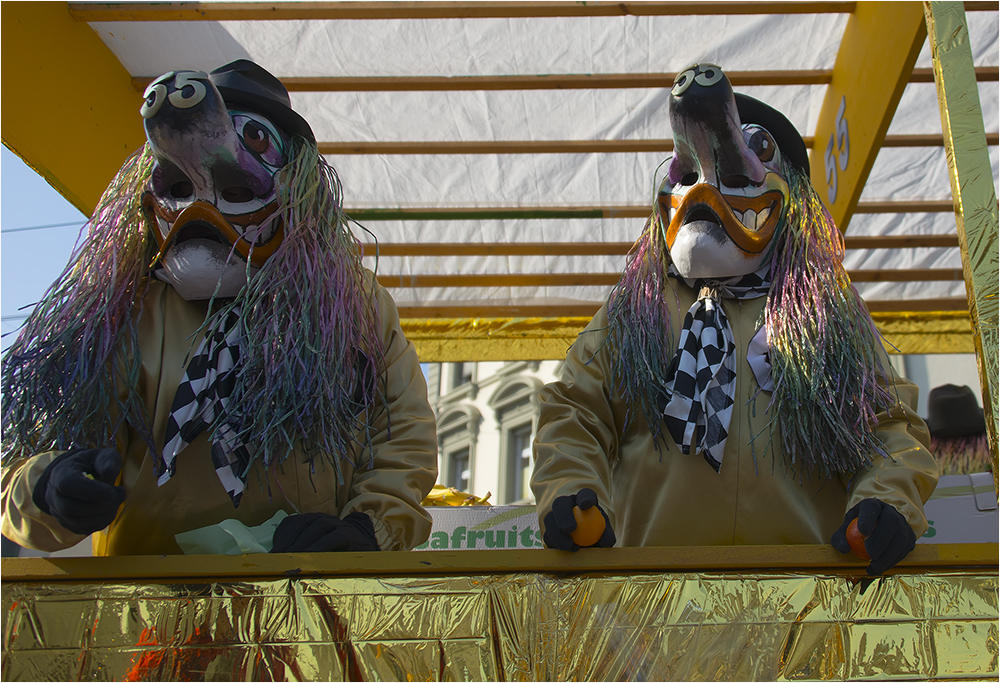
top-left (680, 173), bottom-right (699, 186)
top-left (722, 175), bottom-right (751, 189)
top-left (222, 186), bottom-right (255, 203)
top-left (170, 181), bottom-right (193, 199)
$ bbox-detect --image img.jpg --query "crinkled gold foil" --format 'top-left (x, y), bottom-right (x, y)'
top-left (3, 571), bottom-right (996, 680)
top-left (924, 1), bottom-right (1000, 484)
top-left (401, 316), bottom-right (592, 362)
top-left (871, 311), bottom-right (975, 354)
top-left (402, 313), bottom-right (977, 362)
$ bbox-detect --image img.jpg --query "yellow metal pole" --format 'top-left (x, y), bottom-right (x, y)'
top-left (1, 2), bottom-right (144, 216)
top-left (808, 2), bottom-right (927, 230)
top-left (923, 2), bottom-right (1000, 482)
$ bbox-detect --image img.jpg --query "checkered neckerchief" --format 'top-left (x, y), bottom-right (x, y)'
top-left (159, 306), bottom-right (251, 506)
top-left (661, 265), bottom-right (770, 472)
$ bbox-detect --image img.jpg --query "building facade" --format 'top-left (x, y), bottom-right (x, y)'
top-left (425, 361), bottom-right (562, 505)
top-left (425, 354), bottom-right (985, 506)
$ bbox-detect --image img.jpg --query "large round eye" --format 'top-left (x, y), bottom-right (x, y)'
top-left (243, 120), bottom-right (270, 155)
top-left (232, 113), bottom-right (287, 168)
top-left (745, 126), bottom-right (776, 163)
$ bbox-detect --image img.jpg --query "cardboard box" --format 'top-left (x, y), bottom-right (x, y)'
top-left (414, 505), bottom-right (541, 551)
top-left (417, 472), bottom-right (998, 550)
top-left (916, 472), bottom-right (998, 544)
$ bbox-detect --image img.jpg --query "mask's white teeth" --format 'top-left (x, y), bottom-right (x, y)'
top-left (242, 217), bottom-right (279, 245)
top-left (738, 209), bottom-right (755, 231)
top-left (242, 224), bottom-right (262, 243)
top-left (758, 207), bottom-right (770, 227)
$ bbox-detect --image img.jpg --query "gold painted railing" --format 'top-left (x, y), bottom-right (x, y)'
top-left (399, 311), bottom-right (977, 362)
top-left (3, 544), bottom-right (996, 681)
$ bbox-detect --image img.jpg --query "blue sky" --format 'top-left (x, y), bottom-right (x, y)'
top-left (1, 146), bottom-right (88, 353)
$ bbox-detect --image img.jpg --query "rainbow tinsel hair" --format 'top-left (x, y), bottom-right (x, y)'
top-left (605, 160), bottom-right (897, 480)
top-left (1, 138), bottom-right (387, 488)
top-left (929, 434), bottom-right (992, 475)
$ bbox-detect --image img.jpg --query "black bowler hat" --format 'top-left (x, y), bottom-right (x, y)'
top-left (209, 59), bottom-right (315, 142)
top-left (735, 93), bottom-right (810, 178)
top-left (925, 384), bottom-right (987, 438)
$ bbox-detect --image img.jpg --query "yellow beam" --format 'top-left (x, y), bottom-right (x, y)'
top-left (135, 70), bottom-right (835, 92)
top-left (377, 268), bottom-right (963, 290)
top-left (399, 311), bottom-right (974, 361)
top-left (362, 234), bottom-right (960, 257)
top-left (1, 2), bottom-right (144, 217)
top-left (345, 199), bottom-right (958, 221)
top-left (320, 133), bottom-right (998, 155)
top-left (809, 2), bottom-right (928, 231)
top-left (924, 1), bottom-right (1000, 482)
top-left (69, 1), bottom-right (857, 22)
top-left (1, 543), bottom-right (995, 582)
top-left (131, 68), bottom-right (998, 94)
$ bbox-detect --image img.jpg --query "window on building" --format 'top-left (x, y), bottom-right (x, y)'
top-left (507, 424), bottom-right (533, 503)
top-left (435, 405), bottom-right (480, 495)
top-left (449, 447), bottom-right (470, 491)
top-left (452, 362), bottom-right (473, 389)
top-left (488, 375), bottom-right (543, 504)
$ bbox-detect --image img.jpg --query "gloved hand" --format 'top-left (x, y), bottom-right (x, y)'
top-left (543, 487), bottom-right (616, 551)
top-left (270, 511), bottom-right (380, 553)
top-left (32, 448), bottom-right (127, 535)
top-left (831, 498), bottom-right (917, 575)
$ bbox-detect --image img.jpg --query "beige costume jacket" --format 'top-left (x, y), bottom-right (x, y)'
top-left (2, 279), bottom-right (438, 555)
top-left (531, 285), bottom-right (938, 547)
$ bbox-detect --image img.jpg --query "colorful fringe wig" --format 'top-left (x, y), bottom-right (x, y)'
top-left (929, 434), bottom-right (993, 476)
top-left (1, 138), bottom-right (387, 488)
top-left (606, 160), bottom-right (897, 480)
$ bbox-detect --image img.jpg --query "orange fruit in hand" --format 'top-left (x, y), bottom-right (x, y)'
top-left (570, 505), bottom-right (607, 547)
top-left (846, 518), bottom-right (870, 560)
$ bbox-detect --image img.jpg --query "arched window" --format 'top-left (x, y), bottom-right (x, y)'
top-left (436, 405), bottom-right (481, 493)
top-left (488, 376), bottom-right (543, 504)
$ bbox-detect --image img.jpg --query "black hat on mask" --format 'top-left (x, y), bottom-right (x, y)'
top-left (925, 384), bottom-right (987, 438)
top-left (734, 93), bottom-right (810, 177)
top-left (209, 59), bottom-right (315, 142)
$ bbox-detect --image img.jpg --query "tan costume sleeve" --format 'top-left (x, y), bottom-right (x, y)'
top-left (845, 371), bottom-right (939, 537)
top-left (2, 451), bottom-right (85, 551)
top-left (531, 305), bottom-right (618, 539)
top-left (339, 282), bottom-right (438, 551)
top-left (2, 411), bottom-right (130, 552)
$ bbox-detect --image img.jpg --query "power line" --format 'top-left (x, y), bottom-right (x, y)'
top-left (1, 220), bottom-right (86, 234)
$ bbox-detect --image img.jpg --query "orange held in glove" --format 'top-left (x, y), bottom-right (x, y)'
top-left (570, 505), bottom-right (607, 547)
top-left (846, 518), bottom-right (870, 560)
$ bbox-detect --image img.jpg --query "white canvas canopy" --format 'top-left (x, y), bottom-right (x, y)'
top-left (3, 2), bottom-right (998, 356)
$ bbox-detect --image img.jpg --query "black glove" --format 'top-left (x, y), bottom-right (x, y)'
top-left (270, 511), bottom-right (380, 553)
top-left (831, 498), bottom-right (917, 575)
top-left (32, 448), bottom-right (127, 535)
top-left (542, 487), bottom-right (616, 551)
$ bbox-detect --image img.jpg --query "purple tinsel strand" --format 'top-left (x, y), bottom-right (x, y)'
top-left (604, 160), bottom-right (897, 478)
top-left (2, 147), bottom-right (157, 460)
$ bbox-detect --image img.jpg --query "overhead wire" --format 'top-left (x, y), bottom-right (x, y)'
top-left (1, 220), bottom-right (85, 234)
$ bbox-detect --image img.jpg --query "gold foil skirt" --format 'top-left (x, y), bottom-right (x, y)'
top-left (4, 570), bottom-right (996, 681)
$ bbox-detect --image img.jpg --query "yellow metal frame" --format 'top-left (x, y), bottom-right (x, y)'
top-left (0, 1), bottom-right (991, 358)
top-left (401, 311), bottom-right (976, 362)
top-left (924, 1), bottom-right (1000, 480)
top-left (809, 2), bottom-right (927, 230)
top-left (0, 2), bottom-right (144, 217)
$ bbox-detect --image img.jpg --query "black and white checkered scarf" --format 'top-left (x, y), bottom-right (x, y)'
top-left (158, 306), bottom-right (251, 506)
top-left (661, 265), bottom-right (771, 472)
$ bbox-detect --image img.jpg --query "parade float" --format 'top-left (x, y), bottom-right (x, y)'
top-left (2, 2), bottom-right (997, 680)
